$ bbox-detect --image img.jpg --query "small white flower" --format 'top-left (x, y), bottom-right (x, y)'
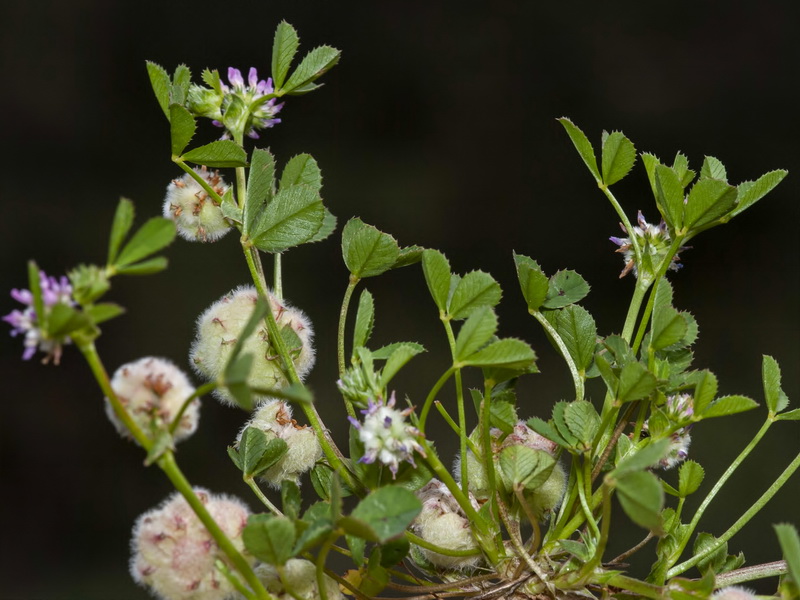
top-left (349, 393), bottom-right (425, 477)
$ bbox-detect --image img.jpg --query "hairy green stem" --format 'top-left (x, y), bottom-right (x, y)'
top-left (244, 476), bottom-right (283, 515)
top-left (530, 309), bottom-right (584, 402)
top-left (715, 560), bottom-right (788, 587)
top-left (667, 450), bottom-right (800, 579)
top-left (481, 380), bottom-right (500, 514)
top-left (599, 185), bottom-right (644, 266)
top-left (172, 158), bottom-right (226, 205)
top-left (442, 317), bottom-right (469, 495)
top-left (336, 276), bottom-right (359, 419)
top-left (273, 253), bottom-right (283, 300)
top-left (603, 573), bottom-right (664, 600)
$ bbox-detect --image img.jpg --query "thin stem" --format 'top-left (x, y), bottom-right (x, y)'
top-left (337, 276), bottom-right (358, 419)
top-left (592, 402), bottom-right (637, 482)
top-left (315, 533), bottom-right (337, 600)
top-left (441, 317), bottom-right (468, 494)
top-left (603, 573), bottom-right (664, 600)
top-left (576, 458), bottom-right (600, 540)
top-left (497, 495), bottom-right (551, 591)
top-left (216, 559), bottom-right (258, 600)
top-left (666, 419), bottom-right (773, 574)
top-left (434, 401), bottom-right (480, 454)
top-left (714, 560), bottom-right (787, 587)
top-left (170, 381), bottom-right (217, 435)
top-left (481, 381), bottom-right (500, 510)
top-left (418, 367), bottom-right (456, 431)
top-left (667, 450), bottom-right (800, 579)
top-left (599, 185), bottom-right (644, 266)
top-left (244, 476), bottom-right (283, 516)
top-left (530, 309), bottom-right (584, 402)
top-left (78, 341), bottom-right (151, 450)
top-left (405, 531), bottom-right (482, 557)
top-left (578, 482), bottom-right (612, 579)
top-left (273, 253), bottom-right (283, 300)
top-left (158, 451), bottom-right (272, 599)
top-left (620, 281), bottom-right (650, 344)
top-left (609, 532), bottom-right (654, 564)
top-left (172, 159), bottom-right (226, 205)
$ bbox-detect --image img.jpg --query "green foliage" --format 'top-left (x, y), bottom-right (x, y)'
top-left (281, 45), bottom-right (341, 95)
top-left (181, 140), bottom-right (248, 168)
top-left (557, 117), bottom-right (600, 182)
top-left (348, 486), bottom-right (422, 543)
top-left (243, 514), bottom-right (297, 565)
top-left (342, 218), bottom-right (400, 278)
top-left (448, 271), bottom-right (502, 320)
top-left (271, 21), bottom-right (300, 90)
top-left (601, 130), bottom-right (636, 185)
top-left (615, 470), bottom-right (664, 534)
top-left (543, 270), bottom-right (590, 309)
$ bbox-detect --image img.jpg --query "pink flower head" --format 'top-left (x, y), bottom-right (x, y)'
top-left (3, 270), bottom-right (74, 364)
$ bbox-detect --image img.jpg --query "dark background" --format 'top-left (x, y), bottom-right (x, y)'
top-left (1, 1), bottom-right (798, 598)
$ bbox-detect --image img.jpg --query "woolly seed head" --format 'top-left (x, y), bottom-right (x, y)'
top-left (190, 287), bottom-right (315, 406)
top-left (130, 489), bottom-right (252, 600)
top-left (412, 480), bottom-right (482, 570)
top-left (238, 400), bottom-right (321, 489)
top-left (106, 357), bottom-right (199, 444)
top-left (712, 586), bottom-right (758, 600)
top-left (253, 558), bottom-right (344, 600)
top-left (163, 167), bottom-right (231, 242)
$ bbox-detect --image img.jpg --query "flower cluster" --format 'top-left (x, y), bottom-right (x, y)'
top-left (3, 270), bottom-right (75, 364)
top-left (610, 211), bottom-right (682, 278)
top-left (130, 489), bottom-right (252, 600)
top-left (348, 393), bottom-right (426, 477)
top-left (188, 67), bottom-right (283, 140)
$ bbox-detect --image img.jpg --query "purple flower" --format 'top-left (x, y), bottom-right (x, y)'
top-left (216, 66), bottom-right (284, 138)
top-left (3, 271), bottom-right (74, 364)
top-left (349, 393), bottom-right (426, 477)
top-left (610, 211), bottom-right (683, 278)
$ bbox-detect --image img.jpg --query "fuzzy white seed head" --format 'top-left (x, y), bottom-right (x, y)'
top-left (412, 479), bottom-right (482, 570)
top-left (712, 586), bottom-right (758, 600)
top-left (190, 286), bottom-right (315, 406)
top-left (106, 357), bottom-right (199, 444)
top-left (130, 489), bottom-right (252, 600)
top-left (237, 400), bottom-right (321, 489)
top-left (163, 167), bottom-right (231, 242)
top-left (252, 558), bottom-right (344, 600)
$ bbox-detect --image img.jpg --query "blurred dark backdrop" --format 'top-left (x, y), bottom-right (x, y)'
top-left (1, 1), bottom-right (797, 598)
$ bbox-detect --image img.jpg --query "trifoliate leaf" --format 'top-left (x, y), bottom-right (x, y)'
top-left (243, 514), bottom-right (297, 565)
top-left (514, 252), bottom-right (549, 311)
top-left (350, 486), bottom-right (421, 543)
top-left (306, 208), bottom-right (337, 243)
top-left (169, 104), bottom-right (196, 156)
top-left (379, 343), bottom-right (426, 388)
top-left (700, 156), bottom-right (727, 182)
top-left (641, 152), bottom-right (661, 199)
top-left (701, 395), bottom-right (758, 419)
top-left (342, 218), bottom-right (400, 279)
top-left (684, 178), bottom-right (738, 230)
top-left (673, 152), bottom-right (696, 187)
top-left (678, 460), bottom-right (704, 497)
top-left (146, 61), bottom-right (171, 120)
top-left (251, 185), bottom-right (324, 253)
top-left (617, 361), bottom-right (658, 403)
top-left (422, 250), bottom-right (451, 312)
top-left (552, 401), bottom-right (580, 448)
top-left (171, 64), bottom-right (191, 106)
top-left (107, 198), bottom-right (135, 265)
top-left (558, 118), bottom-right (601, 182)
top-left (353, 289), bottom-right (375, 351)
top-left (455, 306), bottom-right (498, 361)
top-left (244, 148), bottom-right (276, 235)
top-left (615, 470), bottom-right (664, 534)
top-left (762, 354), bottom-right (788, 415)
top-left (693, 370), bottom-right (718, 415)
top-left (730, 170), bottom-right (788, 218)
top-left (460, 338), bottom-right (535, 370)
top-left (527, 416), bottom-right (571, 449)
top-left (545, 304), bottom-right (597, 372)
top-left (650, 305), bottom-right (688, 351)
top-left (611, 439), bottom-right (670, 477)
top-left (271, 21), bottom-right (300, 90)
top-left (448, 271), bottom-right (502, 320)
top-left (280, 153), bottom-right (322, 192)
top-left (499, 445), bottom-right (556, 491)
top-left (601, 131), bottom-right (637, 186)
top-left (282, 45), bottom-right (341, 94)
top-left (654, 164), bottom-right (685, 231)
top-left (114, 218), bottom-right (176, 269)
top-left (543, 270), bottom-right (590, 309)
top-left (563, 400), bottom-right (600, 447)
top-left (182, 140), bottom-right (248, 168)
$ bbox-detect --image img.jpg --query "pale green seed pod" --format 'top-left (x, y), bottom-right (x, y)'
top-left (190, 286), bottom-right (315, 406)
top-left (252, 558), bottom-right (343, 600)
top-left (105, 356), bottom-right (199, 444)
top-left (163, 167), bottom-right (231, 242)
top-left (130, 489), bottom-right (252, 600)
top-left (238, 400), bottom-right (321, 489)
top-left (412, 480), bottom-right (482, 571)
